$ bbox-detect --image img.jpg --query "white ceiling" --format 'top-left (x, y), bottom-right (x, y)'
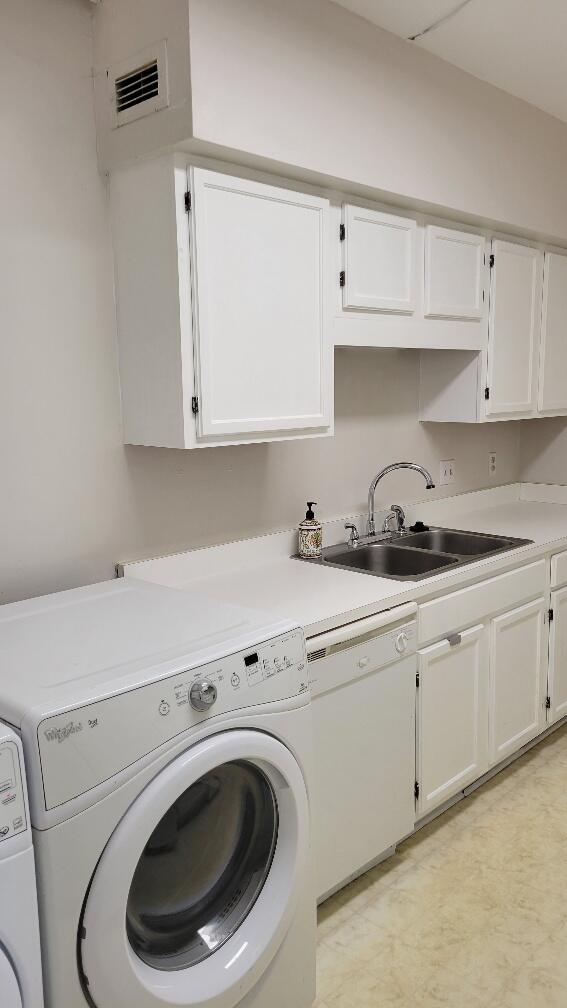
top-left (332, 0), bottom-right (567, 124)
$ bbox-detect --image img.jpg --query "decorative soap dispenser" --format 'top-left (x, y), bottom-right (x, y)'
top-left (298, 502), bottom-right (322, 558)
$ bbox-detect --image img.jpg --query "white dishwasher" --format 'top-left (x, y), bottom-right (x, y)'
top-left (307, 602), bottom-right (417, 902)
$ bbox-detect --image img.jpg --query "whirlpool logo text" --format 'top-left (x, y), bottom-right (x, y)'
top-left (44, 721), bottom-right (83, 744)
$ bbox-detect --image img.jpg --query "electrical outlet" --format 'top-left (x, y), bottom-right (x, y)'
top-left (440, 459), bottom-right (456, 486)
top-left (488, 451), bottom-right (497, 478)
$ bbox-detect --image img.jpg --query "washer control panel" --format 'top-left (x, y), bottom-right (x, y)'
top-left (0, 740), bottom-right (27, 843)
top-left (38, 628), bottom-right (307, 811)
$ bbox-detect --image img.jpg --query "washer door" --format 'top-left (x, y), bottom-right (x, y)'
top-left (0, 949), bottom-right (22, 1008)
top-left (80, 730), bottom-right (308, 1008)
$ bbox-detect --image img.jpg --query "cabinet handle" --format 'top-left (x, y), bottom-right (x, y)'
top-left (447, 633), bottom-right (462, 647)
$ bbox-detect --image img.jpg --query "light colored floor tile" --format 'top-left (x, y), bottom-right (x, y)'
top-left (316, 898), bottom-right (353, 942)
top-left (316, 722), bottom-right (567, 1007)
top-left (500, 969), bottom-right (567, 1008)
top-left (315, 940), bottom-right (360, 1000)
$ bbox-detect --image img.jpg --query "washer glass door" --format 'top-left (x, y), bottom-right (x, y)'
top-left (80, 729), bottom-right (309, 1008)
top-left (0, 948), bottom-right (22, 1008)
top-left (126, 759), bottom-right (278, 969)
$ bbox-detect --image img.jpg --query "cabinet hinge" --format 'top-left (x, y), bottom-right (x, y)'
top-left (416, 671), bottom-right (420, 688)
top-left (191, 396), bottom-right (199, 415)
top-left (414, 781), bottom-right (420, 800)
top-left (339, 270), bottom-right (346, 288)
top-left (489, 253), bottom-right (495, 268)
top-left (339, 223), bottom-right (346, 241)
top-left (546, 696), bottom-right (552, 709)
top-left (184, 190), bottom-right (192, 213)
top-left (549, 608), bottom-right (554, 622)
top-left (484, 387), bottom-right (490, 400)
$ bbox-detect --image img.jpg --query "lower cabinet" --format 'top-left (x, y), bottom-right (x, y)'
top-left (489, 598), bottom-right (547, 765)
top-left (548, 586), bottom-right (567, 724)
top-left (417, 594), bottom-right (549, 819)
top-left (417, 625), bottom-right (489, 817)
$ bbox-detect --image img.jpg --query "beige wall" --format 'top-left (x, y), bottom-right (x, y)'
top-left (0, 0), bottom-right (547, 607)
top-left (188, 0), bottom-right (567, 243)
top-left (520, 419), bottom-right (567, 485)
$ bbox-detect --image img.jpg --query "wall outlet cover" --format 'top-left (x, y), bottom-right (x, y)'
top-left (440, 459), bottom-right (456, 486)
top-left (488, 451), bottom-right (497, 477)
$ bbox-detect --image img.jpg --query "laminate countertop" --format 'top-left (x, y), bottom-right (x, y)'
top-left (121, 484), bottom-right (567, 638)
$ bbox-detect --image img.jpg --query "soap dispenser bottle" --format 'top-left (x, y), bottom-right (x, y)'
top-left (298, 502), bottom-right (322, 559)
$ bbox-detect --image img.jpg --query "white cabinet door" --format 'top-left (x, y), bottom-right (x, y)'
top-left (342, 204), bottom-right (417, 313)
top-left (417, 625), bottom-right (489, 817)
top-left (548, 587), bottom-right (567, 724)
top-left (424, 225), bottom-right (484, 320)
top-left (489, 598), bottom-right (547, 765)
top-left (190, 168), bottom-right (332, 440)
top-left (485, 240), bottom-right (543, 419)
top-left (538, 252), bottom-right (567, 414)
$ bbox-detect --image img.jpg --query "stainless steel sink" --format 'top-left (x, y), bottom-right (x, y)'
top-left (400, 529), bottom-right (526, 557)
top-left (298, 526), bottom-right (533, 581)
top-left (317, 543), bottom-right (459, 580)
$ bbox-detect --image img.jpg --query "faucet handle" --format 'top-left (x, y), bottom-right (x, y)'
top-left (390, 504), bottom-right (406, 530)
top-left (344, 522), bottom-right (360, 548)
top-left (383, 504), bottom-right (406, 535)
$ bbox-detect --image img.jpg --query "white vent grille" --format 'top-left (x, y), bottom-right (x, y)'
top-left (109, 41), bottom-right (169, 129)
top-left (115, 60), bottom-right (159, 114)
top-left (307, 648), bottom-right (327, 663)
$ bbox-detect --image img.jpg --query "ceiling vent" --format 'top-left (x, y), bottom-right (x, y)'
top-left (110, 41), bottom-right (169, 128)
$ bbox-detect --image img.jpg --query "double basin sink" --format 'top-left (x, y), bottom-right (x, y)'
top-left (314, 528), bottom-right (533, 581)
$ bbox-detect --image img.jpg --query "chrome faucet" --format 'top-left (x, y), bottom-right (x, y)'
top-left (367, 463), bottom-right (435, 536)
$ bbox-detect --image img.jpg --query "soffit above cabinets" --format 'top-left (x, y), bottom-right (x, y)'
top-left (331, 0), bottom-right (567, 124)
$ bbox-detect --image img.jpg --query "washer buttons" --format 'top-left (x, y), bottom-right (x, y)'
top-left (231, 673), bottom-right (241, 688)
top-left (158, 701), bottom-right (170, 716)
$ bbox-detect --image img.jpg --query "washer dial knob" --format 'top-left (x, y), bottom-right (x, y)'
top-left (190, 679), bottom-right (218, 711)
top-left (395, 631), bottom-right (409, 655)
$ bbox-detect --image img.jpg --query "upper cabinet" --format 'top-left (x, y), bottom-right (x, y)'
top-left (335, 206), bottom-right (488, 351)
top-left (342, 205), bottom-right (417, 313)
top-left (190, 169), bottom-right (332, 442)
top-left (109, 153), bottom-right (567, 443)
top-left (538, 252), bottom-right (567, 415)
top-left (424, 225), bottom-right (484, 321)
top-left (110, 158), bottom-right (333, 448)
top-left (420, 240), bottom-right (547, 423)
top-left (485, 240), bottom-right (542, 419)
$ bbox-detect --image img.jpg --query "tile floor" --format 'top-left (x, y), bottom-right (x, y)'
top-left (315, 724), bottom-right (567, 1007)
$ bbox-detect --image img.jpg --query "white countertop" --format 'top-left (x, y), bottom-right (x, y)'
top-left (121, 484), bottom-right (567, 638)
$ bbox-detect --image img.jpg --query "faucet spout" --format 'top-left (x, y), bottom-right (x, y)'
top-left (367, 462), bottom-right (435, 536)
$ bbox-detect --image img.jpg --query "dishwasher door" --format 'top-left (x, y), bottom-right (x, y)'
top-left (308, 609), bottom-right (417, 902)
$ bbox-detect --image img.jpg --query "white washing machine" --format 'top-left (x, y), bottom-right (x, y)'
top-left (0, 578), bottom-right (315, 1008)
top-left (0, 722), bottom-right (44, 1008)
